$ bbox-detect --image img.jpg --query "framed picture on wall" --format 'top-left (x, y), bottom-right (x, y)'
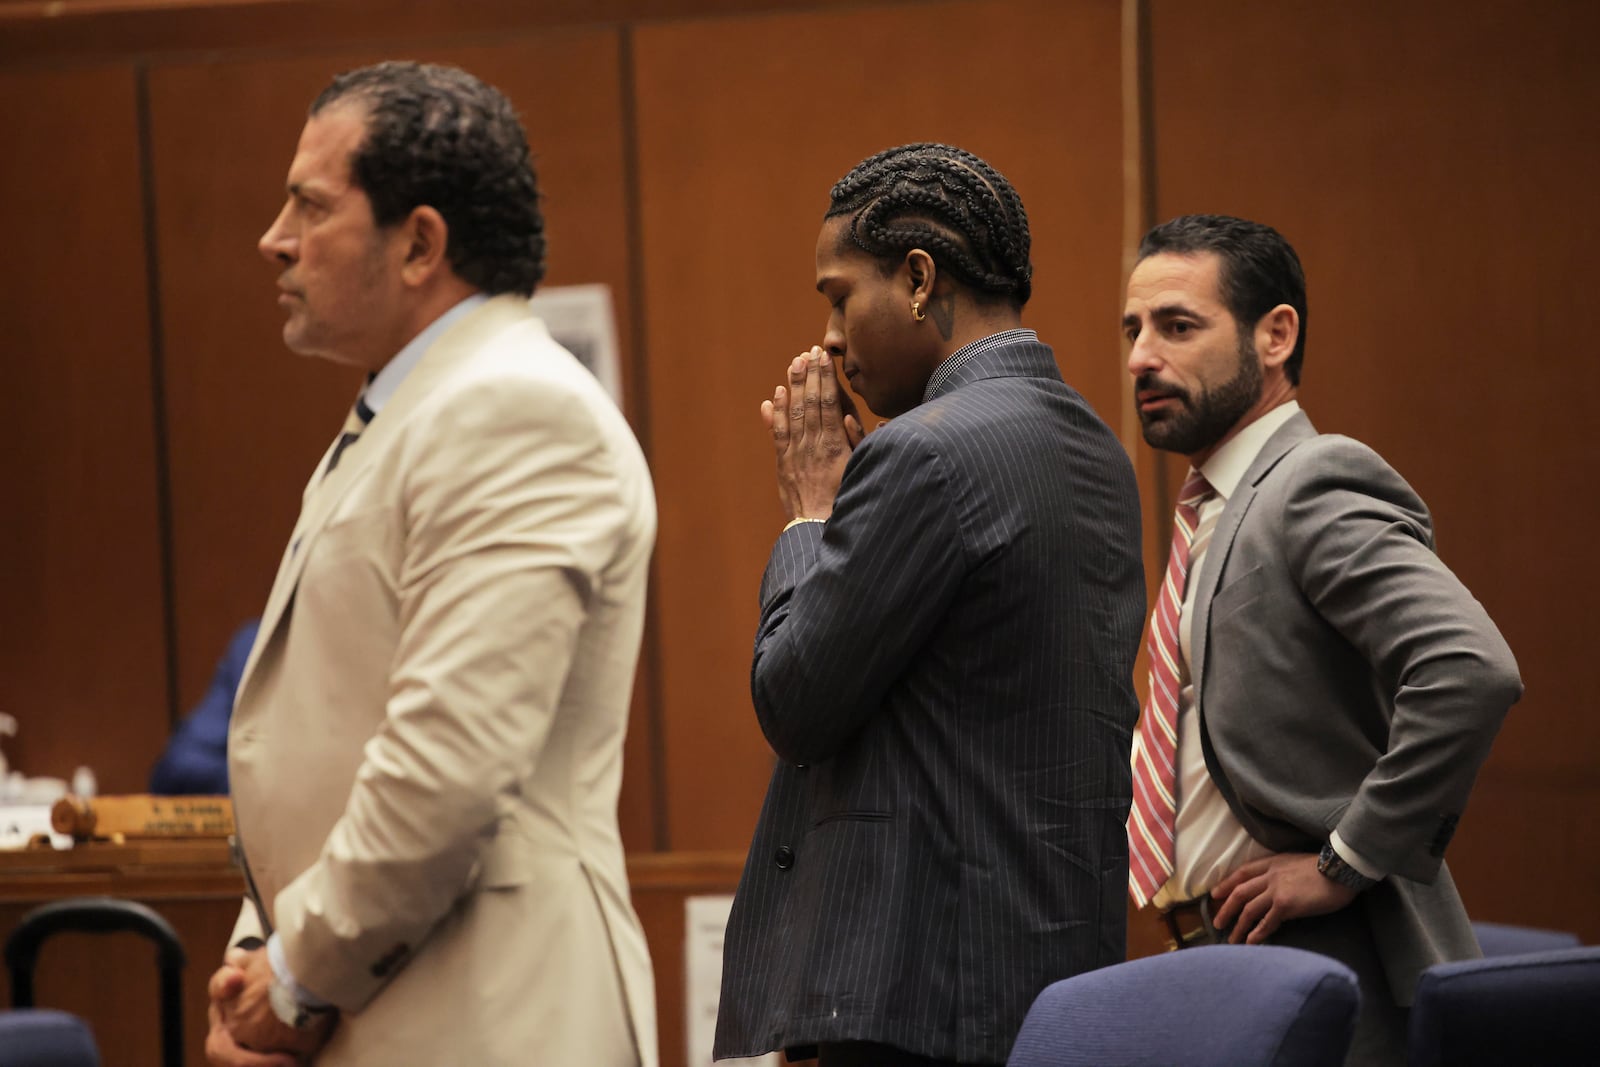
top-left (529, 282), bottom-right (622, 406)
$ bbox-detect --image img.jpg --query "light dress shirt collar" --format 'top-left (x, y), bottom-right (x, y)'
top-left (1196, 399), bottom-right (1302, 503)
top-left (360, 293), bottom-right (488, 415)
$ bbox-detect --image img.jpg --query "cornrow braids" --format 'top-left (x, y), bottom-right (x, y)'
top-left (827, 143), bottom-right (1033, 308)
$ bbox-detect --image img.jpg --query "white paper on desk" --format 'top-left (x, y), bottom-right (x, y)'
top-left (528, 282), bottom-right (623, 406)
top-left (0, 804), bottom-right (72, 850)
top-left (685, 894), bottom-right (779, 1067)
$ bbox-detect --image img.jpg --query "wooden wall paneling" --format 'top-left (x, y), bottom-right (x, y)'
top-left (0, 65), bottom-right (170, 793)
top-left (0, 0), bottom-right (899, 68)
top-left (1147, 0), bottom-right (1600, 938)
top-left (625, 851), bottom-right (745, 1067)
top-left (633, 0), bottom-right (1127, 853)
top-left (144, 29), bottom-right (661, 851)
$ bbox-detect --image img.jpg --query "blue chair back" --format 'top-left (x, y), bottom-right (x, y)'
top-left (1470, 920), bottom-right (1581, 957)
top-left (1007, 944), bottom-right (1358, 1067)
top-left (1408, 945), bottom-right (1600, 1067)
top-left (0, 1008), bottom-right (100, 1067)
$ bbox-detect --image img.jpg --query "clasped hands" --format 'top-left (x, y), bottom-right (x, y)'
top-left (206, 946), bottom-right (333, 1067)
top-left (760, 347), bottom-right (865, 522)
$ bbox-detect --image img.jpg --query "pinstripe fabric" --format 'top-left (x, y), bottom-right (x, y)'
top-left (715, 339), bottom-right (1145, 1065)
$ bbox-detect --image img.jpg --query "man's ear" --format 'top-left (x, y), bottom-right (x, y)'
top-left (398, 205), bottom-right (451, 287)
top-left (904, 248), bottom-right (938, 305)
top-left (1256, 303), bottom-right (1299, 370)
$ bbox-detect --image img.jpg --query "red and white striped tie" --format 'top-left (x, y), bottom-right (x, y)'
top-left (1128, 469), bottom-right (1215, 907)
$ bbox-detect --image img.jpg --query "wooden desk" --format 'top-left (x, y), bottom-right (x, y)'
top-left (1, 844), bottom-right (745, 1067)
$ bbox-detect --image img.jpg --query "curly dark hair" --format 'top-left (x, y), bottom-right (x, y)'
top-left (826, 143), bottom-right (1033, 308)
top-left (311, 61), bottom-right (545, 297)
top-left (1138, 214), bottom-right (1308, 386)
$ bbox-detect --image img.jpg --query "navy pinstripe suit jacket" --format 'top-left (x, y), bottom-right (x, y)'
top-left (714, 338), bottom-right (1145, 1064)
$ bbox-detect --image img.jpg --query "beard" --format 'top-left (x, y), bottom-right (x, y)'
top-left (1137, 332), bottom-right (1263, 456)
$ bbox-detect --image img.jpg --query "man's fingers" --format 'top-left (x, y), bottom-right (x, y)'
top-left (788, 356), bottom-right (808, 422)
top-left (1243, 893), bottom-right (1284, 945)
top-left (208, 964), bottom-right (244, 1003)
top-left (1232, 893), bottom-right (1266, 944)
top-left (844, 414), bottom-right (864, 449)
top-left (1211, 872), bottom-right (1264, 931)
top-left (1228, 876), bottom-right (1284, 944)
top-left (1210, 885), bottom-right (1239, 930)
top-left (815, 347), bottom-right (842, 431)
top-left (206, 1003), bottom-right (299, 1067)
top-left (1247, 907), bottom-right (1280, 945)
top-left (802, 350), bottom-right (823, 438)
top-left (769, 387), bottom-right (791, 449)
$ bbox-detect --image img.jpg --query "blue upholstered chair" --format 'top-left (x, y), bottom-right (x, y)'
top-left (1408, 945), bottom-right (1600, 1067)
top-left (1470, 919), bottom-right (1581, 957)
top-left (1007, 944), bottom-right (1358, 1067)
top-left (0, 1009), bottom-right (100, 1067)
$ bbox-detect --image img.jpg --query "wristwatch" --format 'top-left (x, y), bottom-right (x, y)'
top-left (267, 976), bottom-right (334, 1031)
top-left (1317, 840), bottom-right (1379, 892)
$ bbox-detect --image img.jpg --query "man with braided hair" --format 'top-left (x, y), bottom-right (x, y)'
top-left (715, 144), bottom-right (1145, 1066)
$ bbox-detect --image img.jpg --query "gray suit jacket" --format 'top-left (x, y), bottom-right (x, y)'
top-left (1193, 411), bottom-right (1522, 1002)
top-left (714, 338), bottom-right (1145, 1064)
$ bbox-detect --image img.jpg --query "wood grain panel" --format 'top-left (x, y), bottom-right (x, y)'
top-left (0, 0), bottom-right (904, 67)
top-left (144, 29), bottom-right (658, 849)
top-left (0, 65), bottom-right (169, 793)
top-left (1147, 0), bottom-right (1600, 925)
top-left (634, 0), bottom-right (1126, 851)
top-left (1447, 772), bottom-right (1600, 945)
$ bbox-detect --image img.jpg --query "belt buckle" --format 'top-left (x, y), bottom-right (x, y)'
top-left (1163, 896), bottom-right (1216, 951)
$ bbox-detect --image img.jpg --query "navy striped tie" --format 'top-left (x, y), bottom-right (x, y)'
top-left (324, 395), bottom-right (374, 477)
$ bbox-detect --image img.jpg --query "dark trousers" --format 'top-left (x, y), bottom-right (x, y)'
top-left (1268, 907), bottom-right (1407, 1067)
top-left (814, 1042), bottom-right (986, 1067)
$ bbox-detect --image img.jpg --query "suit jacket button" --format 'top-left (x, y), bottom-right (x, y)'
top-left (774, 845), bottom-right (795, 870)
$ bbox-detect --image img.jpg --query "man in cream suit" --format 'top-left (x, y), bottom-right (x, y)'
top-left (1122, 214), bottom-right (1520, 1065)
top-left (205, 62), bottom-right (657, 1067)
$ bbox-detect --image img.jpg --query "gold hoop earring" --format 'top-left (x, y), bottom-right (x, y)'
top-left (911, 301), bottom-right (926, 322)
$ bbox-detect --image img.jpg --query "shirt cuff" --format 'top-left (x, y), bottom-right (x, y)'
top-left (782, 516), bottom-right (826, 532)
top-left (267, 932), bottom-right (331, 1009)
top-left (1329, 829), bottom-right (1385, 881)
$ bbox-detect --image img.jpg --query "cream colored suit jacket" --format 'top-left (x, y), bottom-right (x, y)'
top-left (226, 295), bottom-right (658, 1066)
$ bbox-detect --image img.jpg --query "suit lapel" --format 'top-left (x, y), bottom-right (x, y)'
top-left (235, 294), bottom-right (536, 709)
top-left (1190, 411), bottom-right (1318, 708)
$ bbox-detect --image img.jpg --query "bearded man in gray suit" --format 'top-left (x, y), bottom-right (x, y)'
top-left (1122, 214), bottom-right (1522, 1065)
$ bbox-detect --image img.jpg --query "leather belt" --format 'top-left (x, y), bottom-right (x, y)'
top-left (1159, 895), bottom-right (1222, 951)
